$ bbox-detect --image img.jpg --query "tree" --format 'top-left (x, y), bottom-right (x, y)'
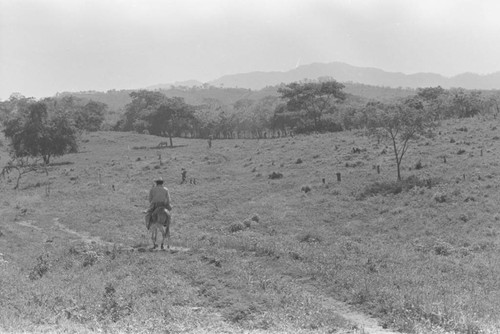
top-left (417, 86), bottom-right (447, 120)
top-left (448, 89), bottom-right (484, 118)
top-left (120, 90), bottom-right (165, 131)
top-left (0, 156), bottom-right (40, 189)
top-left (145, 97), bottom-right (195, 146)
top-left (272, 103), bottom-right (301, 136)
top-left (0, 93), bottom-right (35, 123)
top-left (3, 102), bottom-right (78, 165)
top-left (366, 98), bottom-right (433, 181)
top-left (74, 100), bottom-right (107, 131)
top-left (277, 80), bottom-right (346, 130)
top-left (119, 91), bottom-right (195, 144)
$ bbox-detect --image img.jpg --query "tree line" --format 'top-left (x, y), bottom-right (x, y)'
top-left (1, 80), bottom-right (498, 187)
top-left (111, 81), bottom-right (497, 141)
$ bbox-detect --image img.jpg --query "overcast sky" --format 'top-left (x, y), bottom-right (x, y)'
top-left (1, 0), bottom-right (500, 100)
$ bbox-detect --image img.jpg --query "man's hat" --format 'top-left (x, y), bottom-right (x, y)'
top-left (154, 176), bottom-right (163, 182)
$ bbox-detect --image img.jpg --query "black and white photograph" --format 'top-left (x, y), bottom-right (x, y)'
top-left (1, 0), bottom-right (500, 333)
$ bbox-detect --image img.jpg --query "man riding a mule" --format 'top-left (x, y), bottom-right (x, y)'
top-left (146, 177), bottom-right (172, 230)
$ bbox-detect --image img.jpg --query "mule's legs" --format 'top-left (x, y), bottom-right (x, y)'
top-left (160, 225), bottom-right (165, 250)
top-left (151, 226), bottom-right (158, 249)
top-left (166, 223), bottom-right (170, 249)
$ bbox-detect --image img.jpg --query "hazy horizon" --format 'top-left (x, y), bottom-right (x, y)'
top-left (2, 0), bottom-right (500, 100)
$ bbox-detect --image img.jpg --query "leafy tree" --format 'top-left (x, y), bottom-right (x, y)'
top-left (272, 103), bottom-right (301, 136)
top-left (417, 86), bottom-right (446, 101)
top-left (0, 93), bottom-right (35, 122)
top-left (3, 102), bottom-right (78, 165)
top-left (417, 86), bottom-right (447, 120)
top-left (119, 91), bottom-right (195, 145)
top-left (277, 80), bottom-right (346, 130)
top-left (193, 98), bottom-right (232, 139)
top-left (121, 90), bottom-right (165, 131)
top-left (366, 98), bottom-right (433, 181)
top-left (144, 96), bottom-right (195, 146)
top-left (74, 100), bottom-right (107, 131)
top-left (448, 89), bottom-right (484, 118)
top-left (247, 96), bottom-right (280, 136)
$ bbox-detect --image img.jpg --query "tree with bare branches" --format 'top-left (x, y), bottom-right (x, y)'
top-left (366, 97), bottom-right (434, 181)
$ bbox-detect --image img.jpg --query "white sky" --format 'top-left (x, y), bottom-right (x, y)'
top-left (1, 0), bottom-right (500, 100)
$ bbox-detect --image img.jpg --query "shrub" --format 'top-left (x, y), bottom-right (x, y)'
top-left (345, 161), bottom-right (364, 168)
top-left (243, 219), bottom-right (252, 228)
top-left (433, 192), bottom-right (447, 203)
top-left (228, 222), bottom-right (245, 233)
top-left (28, 254), bottom-right (50, 280)
top-left (297, 232), bottom-right (322, 243)
top-left (268, 172), bottom-right (283, 179)
top-left (433, 241), bottom-right (454, 256)
top-left (223, 303), bottom-right (254, 323)
top-left (250, 214), bottom-right (260, 223)
top-left (82, 251), bottom-right (99, 267)
top-left (358, 176), bottom-right (440, 199)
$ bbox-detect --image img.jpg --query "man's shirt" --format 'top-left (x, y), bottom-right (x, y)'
top-left (149, 186), bottom-right (171, 204)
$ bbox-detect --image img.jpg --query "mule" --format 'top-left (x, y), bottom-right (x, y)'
top-left (146, 206), bottom-right (171, 250)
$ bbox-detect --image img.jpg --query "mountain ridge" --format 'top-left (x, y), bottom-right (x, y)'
top-left (204, 61), bottom-right (500, 90)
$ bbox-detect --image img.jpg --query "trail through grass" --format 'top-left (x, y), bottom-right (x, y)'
top-left (1, 117), bottom-right (500, 333)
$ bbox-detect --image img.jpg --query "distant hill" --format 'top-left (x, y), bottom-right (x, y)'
top-left (146, 80), bottom-right (204, 90)
top-left (208, 62), bottom-right (500, 90)
top-left (61, 83), bottom-right (414, 115)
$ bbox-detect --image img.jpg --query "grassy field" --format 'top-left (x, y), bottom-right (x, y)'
top-left (1, 116), bottom-right (500, 333)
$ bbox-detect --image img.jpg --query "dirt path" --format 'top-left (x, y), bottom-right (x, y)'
top-left (49, 218), bottom-right (189, 253)
top-left (12, 217), bottom-right (401, 333)
top-left (302, 288), bottom-right (401, 334)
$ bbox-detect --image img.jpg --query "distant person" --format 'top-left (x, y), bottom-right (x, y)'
top-left (208, 135), bottom-right (213, 148)
top-left (181, 168), bottom-right (187, 184)
top-left (145, 177), bottom-right (172, 230)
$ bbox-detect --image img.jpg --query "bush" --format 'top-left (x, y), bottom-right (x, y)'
top-left (358, 176), bottom-right (440, 199)
top-left (28, 254), bottom-right (50, 280)
top-left (268, 172), bottom-right (283, 179)
top-left (294, 119), bottom-right (343, 134)
top-left (297, 232), bottom-right (322, 243)
top-left (434, 241), bottom-right (454, 256)
top-left (433, 192), bottom-right (447, 203)
top-left (250, 214), bottom-right (260, 223)
top-left (243, 219), bottom-right (252, 228)
top-left (228, 222), bottom-right (245, 233)
top-left (301, 185), bottom-right (312, 193)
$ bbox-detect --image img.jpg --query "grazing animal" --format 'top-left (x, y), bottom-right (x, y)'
top-left (146, 206), bottom-right (171, 250)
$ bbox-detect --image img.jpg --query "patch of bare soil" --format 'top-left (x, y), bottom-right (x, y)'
top-left (305, 290), bottom-right (401, 334)
top-left (20, 217), bottom-right (397, 333)
top-left (51, 217), bottom-right (190, 254)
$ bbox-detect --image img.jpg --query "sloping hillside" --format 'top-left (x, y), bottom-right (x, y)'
top-left (1, 116), bottom-right (500, 333)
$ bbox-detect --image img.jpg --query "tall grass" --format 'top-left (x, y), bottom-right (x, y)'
top-left (1, 117), bottom-right (500, 333)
